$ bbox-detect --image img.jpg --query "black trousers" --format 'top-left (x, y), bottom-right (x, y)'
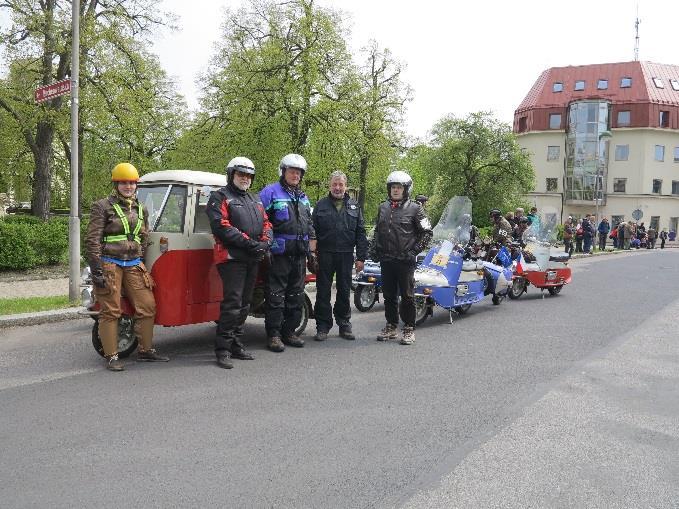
top-left (314, 251), bottom-right (353, 333)
top-left (380, 259), bottom-right (416, 327)
top-left (265, 254), bottom-right (306, 338)
top-left (216, 260), bottom-right (259, 355)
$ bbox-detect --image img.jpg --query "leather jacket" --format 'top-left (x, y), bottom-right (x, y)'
top-left (369, 199), bottom-right (432, 264)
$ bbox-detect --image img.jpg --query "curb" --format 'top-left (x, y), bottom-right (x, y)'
top-left (0, 307), bottom-right (87, 329)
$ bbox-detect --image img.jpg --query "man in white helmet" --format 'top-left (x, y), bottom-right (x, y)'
top-left (259, 153), bottom-right (317, 352)
top-left (206, 156), bottom-right (273, 369)
top-left (369, 170), bottom-right (432, 345)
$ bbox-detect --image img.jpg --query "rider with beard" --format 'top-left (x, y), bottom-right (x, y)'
top-left (206, 157), bottom-right (273, 369)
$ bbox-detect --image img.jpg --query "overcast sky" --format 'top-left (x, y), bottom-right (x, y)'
top-left (2, 0), bottom-right (677, 139)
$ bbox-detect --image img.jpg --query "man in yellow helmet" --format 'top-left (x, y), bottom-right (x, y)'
top-left (85, 162), bottom-right (169, 371)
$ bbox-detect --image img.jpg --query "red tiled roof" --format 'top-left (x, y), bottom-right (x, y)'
top-left (516, 61), bottom-right (679, 113)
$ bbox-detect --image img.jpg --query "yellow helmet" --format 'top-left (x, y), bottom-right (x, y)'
top-left (111, 162), bottom-right (140, 182)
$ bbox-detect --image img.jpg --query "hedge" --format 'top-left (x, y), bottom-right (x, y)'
top-left (0, 216), bottom-right (89, 270)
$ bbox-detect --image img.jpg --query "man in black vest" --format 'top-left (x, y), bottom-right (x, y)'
top-left (206, 157), bottom-right (273, 369)
top-left (370, 171), bottom-right (432, 345)
top-left (312, 171), bottom-right (368, 341)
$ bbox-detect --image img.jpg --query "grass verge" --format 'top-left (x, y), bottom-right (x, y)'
top-left (0, 295), bottom-right (72, 315)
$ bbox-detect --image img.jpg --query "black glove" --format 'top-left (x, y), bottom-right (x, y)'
top-left (306, 253), bottom-right (319, 274)
top-left (252, 241), bottom-right (269, 259)
top-left (92, 269), bottom-right (106, 289)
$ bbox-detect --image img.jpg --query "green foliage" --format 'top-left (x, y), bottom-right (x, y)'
top-left (0, 295), bottom-right (71, 315)
top-left (0, 216), bottom-right (71, 269)
top-left (408, 112), bottom-right (535, 227)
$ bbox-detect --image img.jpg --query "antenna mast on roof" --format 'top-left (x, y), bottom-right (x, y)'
top-left (634, 4), bottom-right (641, 61)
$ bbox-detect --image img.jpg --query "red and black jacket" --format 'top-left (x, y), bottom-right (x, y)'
top-left (206, 183), bottom-right (273, 264)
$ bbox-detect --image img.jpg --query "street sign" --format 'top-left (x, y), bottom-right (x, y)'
top-left (632, 209), bottom-right (643, 221)
top-left (34, 79), bottom-right (71, 104)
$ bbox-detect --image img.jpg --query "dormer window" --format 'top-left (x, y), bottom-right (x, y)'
top-left (653, 77), bottom-right (664, 88)
top-left (597, 79), bottom-right (608, 90)
top-left (553, 82), bottom-right (563, 92)
top-left (574, 80), bottom-right (585, 91)
top-left (671, 79), bottom-right (679, 91)
top-left (620, 77), bottom-right (632, 88)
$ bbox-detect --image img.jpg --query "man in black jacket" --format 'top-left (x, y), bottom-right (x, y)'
top-left (312, 171), bottom-right (368, 341)
top-left (370, 171), bottom-right (432, 345)
top-left (206, 157), bottom-right (273, 369)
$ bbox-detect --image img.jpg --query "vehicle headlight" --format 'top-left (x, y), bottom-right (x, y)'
top-left (81, 287), bottom-right (93, 308)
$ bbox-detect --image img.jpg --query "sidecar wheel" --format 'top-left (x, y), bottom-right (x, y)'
top-left (294, 295), bottom-right (311, 337)
top-left (547, 285), bottom-right (563, 296)
top-left (91, 316), bottom-right (138, 358)
top-left (454, 304), bottom-right (472, 314)
top-left (414, 296), bottom-right (429, 326)
top-left (354, 285), bottom-right (377, 312)
top-left (508, 277), bottom-right (526, 299)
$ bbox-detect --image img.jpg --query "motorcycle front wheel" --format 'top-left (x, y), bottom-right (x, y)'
top-left (91, 316), bottom-right (138, 358)
top-left (354, 285), bottom-right (377, 312)
top-left (414, 296), bottom-right (429, 326)
top-left (508, 277), bottom-right (526, 299)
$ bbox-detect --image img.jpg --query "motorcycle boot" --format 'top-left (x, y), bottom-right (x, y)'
top-left (339, 327), bottom-right (355, 340)
top-left (231, 346), bottom-right (255, 360)
top-left (268, 336), bottom-right (285, 352)
top-left (107, 354), bottom-right (124, 371)
top-left (137, 349), bottom-right (170, 362)
top-left (216, 352), bottom-right (234, 369)
top-left (400, 326), bottom-right (415, 345)
top-left (282, 333), bottom-right (305, 348)
top-left (376, 323), bottom-right (398, 341)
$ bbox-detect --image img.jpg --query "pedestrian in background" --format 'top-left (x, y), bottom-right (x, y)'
top-left (660, 228), bottom-right (668, 249)
top-left (562, 216), bottom-right (574, 256)
top-left (582, 214), bottom-right (594, 254)
top-left (647, 226), bottom-right (657, 249)
top-left (597, 217), bottom-right (610, 251)
top-left (312, 171), bottom-right (368, 342)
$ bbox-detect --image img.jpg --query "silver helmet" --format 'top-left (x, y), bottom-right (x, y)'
top-left (226, 156), bottom-right (256, 182)
top-left (279, 153), bottom-right (307, 178)
top-left (386, 170), bottom-right (413, 199)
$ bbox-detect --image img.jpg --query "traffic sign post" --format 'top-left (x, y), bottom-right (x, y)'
top-left (34, 78), bottom-right (72, 104)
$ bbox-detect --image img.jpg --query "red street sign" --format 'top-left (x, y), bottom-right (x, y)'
top-left (35, 79), bottom-right (72, 104)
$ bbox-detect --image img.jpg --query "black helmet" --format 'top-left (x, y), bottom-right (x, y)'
top-left (415, 194), bottom-right (428, 204)
top-left (489, 208), bottom-right (502, 218)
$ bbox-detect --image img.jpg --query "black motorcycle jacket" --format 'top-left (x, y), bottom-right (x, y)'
top-left (312, 193), bottom-right (369, 260)
top-left (370, 199), bottom-right (432, 264)
top-left (206, 183), bottom-right (273, 264)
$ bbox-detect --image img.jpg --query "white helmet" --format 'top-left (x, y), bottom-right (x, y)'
top-left (279, 153), bottom-right (307, 178)
top-left (386, 170), bottom-right (413, 199)
top-left (226, 156), bottom-right (256, 182)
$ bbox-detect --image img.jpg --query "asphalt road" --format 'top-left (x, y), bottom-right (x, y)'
top-left (1, 250), bottom-right (678, 508)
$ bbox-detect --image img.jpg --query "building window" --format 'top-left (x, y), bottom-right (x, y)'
top-left (518, 116), bottom-right (527, 133)
top-left (652, 179), bottom-right (662, 194)
top-left (597, 79), bottom-right (608, 90)
top-left (674, 147), bottom-right (679, 162)
top-left (620, 77), bottom-right (632, 88)
top-left (655, 145), bottom-right (665, 161)
top-left (574, 80), bottom-right (585, 91)
top-left (660, 111), bottom-right (670, 127)
top-left (617, 110), bottom-right (631, 126)
top-left (615, 144), bottom-right (629, 161)
top-left (612, 215), bottom-right (625, 228)
top-left (553, 82), bottom-right (563, 92)
top-left (549, 113), bottom-right (561, 129)
top-left (546, 178), bottom-right (558, 191)
top-left (671, 79), bottom-right (679, 91)
top-left (613, 178), bottom-right (627, 193)
top-left (547, 146), bottom-right (560, 161)
top-left (672, 181), bottom-right (679, 195)
top-left (653, 77), bottom-right (664, 88)
top-left (650, 216), bottom-right (660, 231)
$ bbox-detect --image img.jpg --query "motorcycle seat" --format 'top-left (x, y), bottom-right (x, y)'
top-left (462, 260), bottom-right (483, 271)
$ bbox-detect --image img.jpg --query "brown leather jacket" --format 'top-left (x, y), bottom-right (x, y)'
top-left (86, 192), bottom-right (150, 272)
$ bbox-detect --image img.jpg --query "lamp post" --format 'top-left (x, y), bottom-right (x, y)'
top-left (595, 130), bottom-right (612, 250)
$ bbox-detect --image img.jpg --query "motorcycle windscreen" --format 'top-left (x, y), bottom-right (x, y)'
top-left (523, 206), bottom-right (559, 271)
top-left (432, 196), bottom-right (472, 245)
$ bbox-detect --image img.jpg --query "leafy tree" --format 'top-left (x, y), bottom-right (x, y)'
top-left (416, 112), bottom-right (534, 226)
top-left (0, 0), bottom-right (177, 218)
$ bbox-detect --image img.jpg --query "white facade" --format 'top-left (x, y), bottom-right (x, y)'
top-left (519, 128), bottom-right (679, 231)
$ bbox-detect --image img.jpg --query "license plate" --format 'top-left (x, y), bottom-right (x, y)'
top-left (546, 271), bottom-right (557, 280)
top-left (456, 284), bottom-right (469, 295)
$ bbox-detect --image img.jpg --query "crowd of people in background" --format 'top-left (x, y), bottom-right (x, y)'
top-left (561, 214), bottom-right (669, 256)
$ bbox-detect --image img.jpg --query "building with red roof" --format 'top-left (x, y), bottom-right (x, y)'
top-left (514, 61), bottom-right (679, 237)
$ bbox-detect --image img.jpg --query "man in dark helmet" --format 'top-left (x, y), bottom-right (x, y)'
top-left (370, 171), bottom-right (432, 345)
top-left (490, 208), bottom-right (513, 246)
top-left (206, 156), bottom-right (273, 369)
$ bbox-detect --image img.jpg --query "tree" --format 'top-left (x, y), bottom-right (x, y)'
top-left (0, 0), bottom-right (174, 218)
top-left (419, 112), bottom-right (534, 226)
